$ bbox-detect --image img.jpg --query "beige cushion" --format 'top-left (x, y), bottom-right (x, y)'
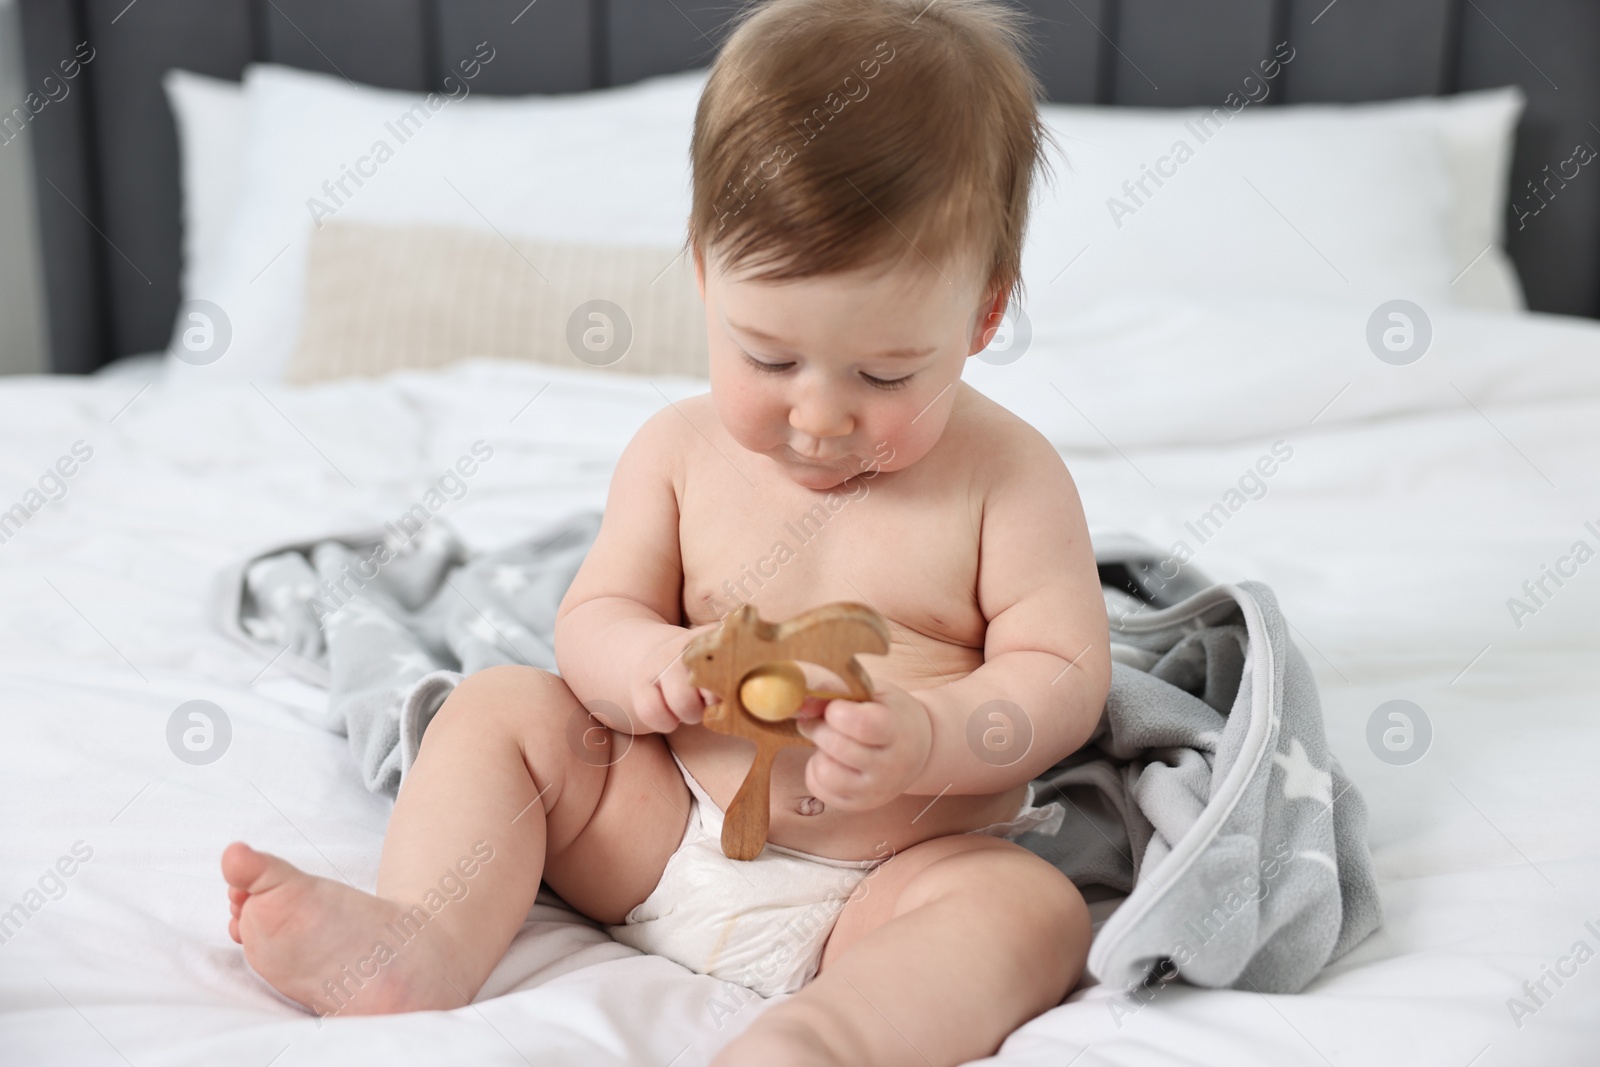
top-left (285, 221), bottom-right (708, 384)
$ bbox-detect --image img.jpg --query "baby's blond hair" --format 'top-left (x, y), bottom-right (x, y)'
top-left (689, 0), bottom-right (1051, 304)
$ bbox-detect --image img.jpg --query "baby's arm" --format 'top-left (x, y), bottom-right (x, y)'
top-left (908, 426), bottom-right (1110, 793)
top-left (554, 410), bottom-right (712, 733)
top-left (800, 423), bottom-right (1110, 806)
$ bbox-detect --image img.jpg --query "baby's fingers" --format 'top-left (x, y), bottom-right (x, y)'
top-left (820, 698), bottom-right (898, 746)
top-left (804, 749), bottom-right (872, 809)
top-left (798, 713), bottom-right (882, 772)
top-left (630, 685), bottom-right (680, 734)
top-left (659, 672), bottom-right (705, 725)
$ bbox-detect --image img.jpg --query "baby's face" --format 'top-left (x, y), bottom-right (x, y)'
top-left (696, 248), bottom-right (1004, 492)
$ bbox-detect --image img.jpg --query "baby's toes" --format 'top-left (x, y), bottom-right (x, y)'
top-left (228, 914), bottom-right (242, 944)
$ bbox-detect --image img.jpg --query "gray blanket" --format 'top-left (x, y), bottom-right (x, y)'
top-left (211, 515), bottom-right (599, 792)
top-left (211, 514), bottom-right (1379, 997)
top-left (1028, 541), bottom-right (1381, 998)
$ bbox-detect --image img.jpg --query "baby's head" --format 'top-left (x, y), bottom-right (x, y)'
top-left (689, 0), bottom-right (1049, 490)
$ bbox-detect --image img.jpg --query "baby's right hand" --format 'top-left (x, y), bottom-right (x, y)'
top-left (632, 625), bottom-right (720, 733)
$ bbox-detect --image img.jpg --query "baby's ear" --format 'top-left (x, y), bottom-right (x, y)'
top-left (968, 288), bottom-right (1009, 357)
top-left (690, 235), bottom-right (706, 301)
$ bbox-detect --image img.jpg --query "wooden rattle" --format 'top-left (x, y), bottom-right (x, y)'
top-left (681, 602), bottom-right (890, 860)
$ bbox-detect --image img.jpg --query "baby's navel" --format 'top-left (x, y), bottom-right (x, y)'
top-left (796, 796), bottom-right (825, 816)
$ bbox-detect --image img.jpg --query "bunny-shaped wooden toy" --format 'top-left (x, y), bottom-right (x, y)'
top-left (681, 601), bottom-right (890, 860)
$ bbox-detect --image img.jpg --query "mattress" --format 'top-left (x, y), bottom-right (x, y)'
top-left (2, 296), bottom-right (1597, 1065)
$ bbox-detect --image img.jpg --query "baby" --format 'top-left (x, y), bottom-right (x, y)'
top-left (221, 0), bottom-right (1111, 1063)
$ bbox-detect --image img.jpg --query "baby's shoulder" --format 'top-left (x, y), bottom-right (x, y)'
top-left (631, 391), bottom-right (715, 439)
top-left (624, 392), bottom-right (716, 466)
top-left (948, 383), bottom-right (1068, 488)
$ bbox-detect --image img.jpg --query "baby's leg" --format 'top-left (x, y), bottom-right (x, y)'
top-left (715, 835), bottom-right (1089, 1067)
top-left (222, 664), bottom-right (688, 1016)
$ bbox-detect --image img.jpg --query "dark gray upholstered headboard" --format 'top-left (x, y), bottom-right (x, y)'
top-left (17, 0), bottom-right (1600, 373)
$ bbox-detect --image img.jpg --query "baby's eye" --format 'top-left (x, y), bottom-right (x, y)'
top-left (861, 372), bottom-right (912, 391)
top-left (741, 351), bottom-right (792, 375)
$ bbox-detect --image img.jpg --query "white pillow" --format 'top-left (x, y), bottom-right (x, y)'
top-left (965, 290), bottom-right (1600, 452)
top-left (1024, 87), bottom-right (1525, 319)
top-left (162, 69), bottom-right (248, 306)
top-left (172, 63), bottom-right (1526, 382)
top-left (1338, 87), bottom-right (1526, 310)
top-left (169, 64), bottom-right (705, 382)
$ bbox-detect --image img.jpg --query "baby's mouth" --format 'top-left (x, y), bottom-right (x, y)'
top-left (776, 448), bottom-right (859, 489)
top-left (781, 444), bottom-right (849, 468)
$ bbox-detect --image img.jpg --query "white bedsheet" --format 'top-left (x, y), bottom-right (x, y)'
top-left (2, 301), bottom-right (1598, 1065)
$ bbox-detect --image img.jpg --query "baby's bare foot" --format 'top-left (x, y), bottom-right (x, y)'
top-left (221, 842), bottom-right (463, 1016)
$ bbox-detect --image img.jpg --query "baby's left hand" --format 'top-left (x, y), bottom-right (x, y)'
top-left (795, 682), bottom-right (932, 811)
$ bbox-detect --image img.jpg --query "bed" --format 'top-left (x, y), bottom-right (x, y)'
top-left (4, 1), bottom-right (1599, 1064)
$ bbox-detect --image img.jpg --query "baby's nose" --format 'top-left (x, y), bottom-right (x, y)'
top-left (789, 400), bottom-right (852, 441)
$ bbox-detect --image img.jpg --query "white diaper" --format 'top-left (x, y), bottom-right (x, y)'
top-left (606, 754), bottom-right (1065, 997)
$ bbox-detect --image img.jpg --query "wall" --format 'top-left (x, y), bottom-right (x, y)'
top-left (0, 0), bottom-right (48, 376)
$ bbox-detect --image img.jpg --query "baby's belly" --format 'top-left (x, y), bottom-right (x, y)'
top-left (670, 729), bottom-right (1028, 859)
top-left (667, 640), bottom-right (1028, 861)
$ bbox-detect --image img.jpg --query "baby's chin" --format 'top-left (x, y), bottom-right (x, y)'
top-left (787, 469), bottom-right (854, 492)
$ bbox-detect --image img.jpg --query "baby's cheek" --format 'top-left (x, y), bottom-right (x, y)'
top-left (710, 379), bottom-right (770, 449)
top-left (868, 409), bottom-right (941, 470)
